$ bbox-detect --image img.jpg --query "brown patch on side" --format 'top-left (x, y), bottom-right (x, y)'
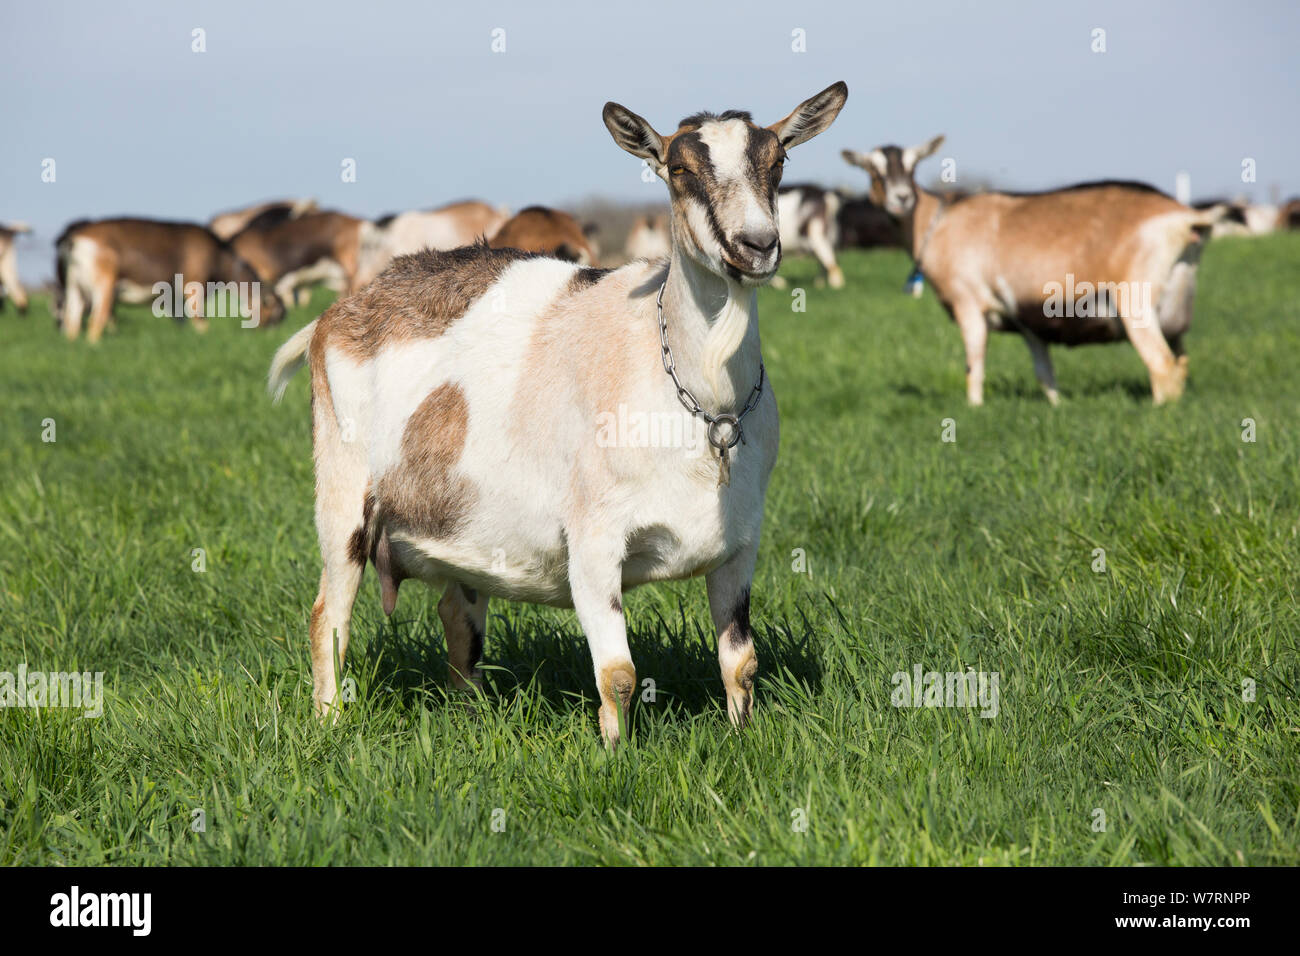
top-left (609, 595), bottom-right (623, 613)
top-left (316, 241), bottom-right (539, 360)
top-left (373, 382), bottom-right (476, 540)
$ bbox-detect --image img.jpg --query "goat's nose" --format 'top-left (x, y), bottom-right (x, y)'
top-left (739, 232), bottom-right (779, 255)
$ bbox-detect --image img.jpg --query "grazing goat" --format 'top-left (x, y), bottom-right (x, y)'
top-left (230, 211), bottom-right (366, 313)
top-left (775, 185), bottom-right (844, 287)
top-left (56, 218), bottom-right (282, 341)
top-left (843, 136), bottom-right (1227, 405)
top-left (1279, 198), bottom-right (1300, 230)
top-left (623, 212), bottom-right (671, 261)
top-left (209, 198), bottom-right (318, 241)
top-left (0, 222), bottom-right (30, 314)
top-left (355, 201), bottom-right (510, 288)
top-left (269, 81), bottom-right (848, 745)
top-left (489, 206), bottom-right (599, 264)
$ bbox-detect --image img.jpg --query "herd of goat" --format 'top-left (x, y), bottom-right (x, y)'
top-left (0, 129), bottom-right (1294, 407)
top-left (3, 80), bottom-right (1297, 742)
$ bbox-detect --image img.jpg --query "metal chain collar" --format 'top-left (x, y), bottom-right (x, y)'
top-left (656, 274), bottom-right (765, 459)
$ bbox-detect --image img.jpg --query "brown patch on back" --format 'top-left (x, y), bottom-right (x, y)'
top-left (316, 241), bottom-right (538, 360)
top-left (373, 382), bottom-right (476, 540)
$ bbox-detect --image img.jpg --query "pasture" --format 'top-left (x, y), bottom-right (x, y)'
top-left (1, 236), bottom-right (1297, 866)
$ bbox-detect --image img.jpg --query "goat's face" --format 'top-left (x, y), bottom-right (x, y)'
top-left (604, 82), bottom-right (848, 286)
top-left (259, 287), bottom-right (286, 326)
top-left (843, 135), bottom-right (944, 219)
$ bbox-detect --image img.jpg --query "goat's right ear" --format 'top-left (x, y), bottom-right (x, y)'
top-left (603, 103), bottom-right (667, 171)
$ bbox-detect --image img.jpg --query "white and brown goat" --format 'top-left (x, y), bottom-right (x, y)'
top-left (775, 185), bottom-right (844, 288)
top-left (56, 218), bottom-right (283, 341)
top-left (269, 82), bottom-right (848, 745)
top-left (0, 222), bottom-right (30, 314)
top-left (843, 137), bottom-right (1228, 405)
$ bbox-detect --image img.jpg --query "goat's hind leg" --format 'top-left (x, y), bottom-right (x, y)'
top-left (309, 377), bottom-right (368, 718)
top-left (1022, 330), bottom-right (1059, 405)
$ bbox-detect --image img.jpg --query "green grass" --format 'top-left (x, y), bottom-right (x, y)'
top-left (1, 235), bottom-right (1298, 866)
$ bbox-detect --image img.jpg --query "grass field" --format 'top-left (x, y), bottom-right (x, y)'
top-left (1, 236), bottom-right (1298, 866)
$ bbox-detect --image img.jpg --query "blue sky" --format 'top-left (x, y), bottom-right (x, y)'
top-left (3, 0), bottom-right (1297, 280)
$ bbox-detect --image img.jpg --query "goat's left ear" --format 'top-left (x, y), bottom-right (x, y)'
top-left (914, 134), bottom-right (945, 160)
top-left (769, 81), bottom-right (849, 149)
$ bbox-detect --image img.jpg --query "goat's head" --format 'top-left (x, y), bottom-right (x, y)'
top-left (227, 251), bottom-right (285, 326)
top-left (842, 135), bottom-right (944, 219)
top-left (259, 286), bottom-right (286, 326)
top-left (603, 81), bottom-right (848, 286)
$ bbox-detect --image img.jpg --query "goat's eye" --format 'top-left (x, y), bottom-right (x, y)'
top-left (670, 165), bottom-right (688, 177)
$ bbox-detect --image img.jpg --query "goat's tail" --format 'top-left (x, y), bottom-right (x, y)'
top-left (1187, 203), bottom-right (1230, 229)
top-left (268, 318), bottom-right (317, 403)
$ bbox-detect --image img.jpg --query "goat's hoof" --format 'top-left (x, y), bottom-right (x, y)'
top-left (598, 662), bottom-right (636, 748)
top-left (727, 658), bottom-right (758, 728)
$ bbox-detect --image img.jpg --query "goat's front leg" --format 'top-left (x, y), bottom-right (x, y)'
top-left (806, 219), bottom-right (844, 289)
top-left (569, 536), bottom-right (635, 748)
top-left (706, 546), bottom-right (759, 728)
